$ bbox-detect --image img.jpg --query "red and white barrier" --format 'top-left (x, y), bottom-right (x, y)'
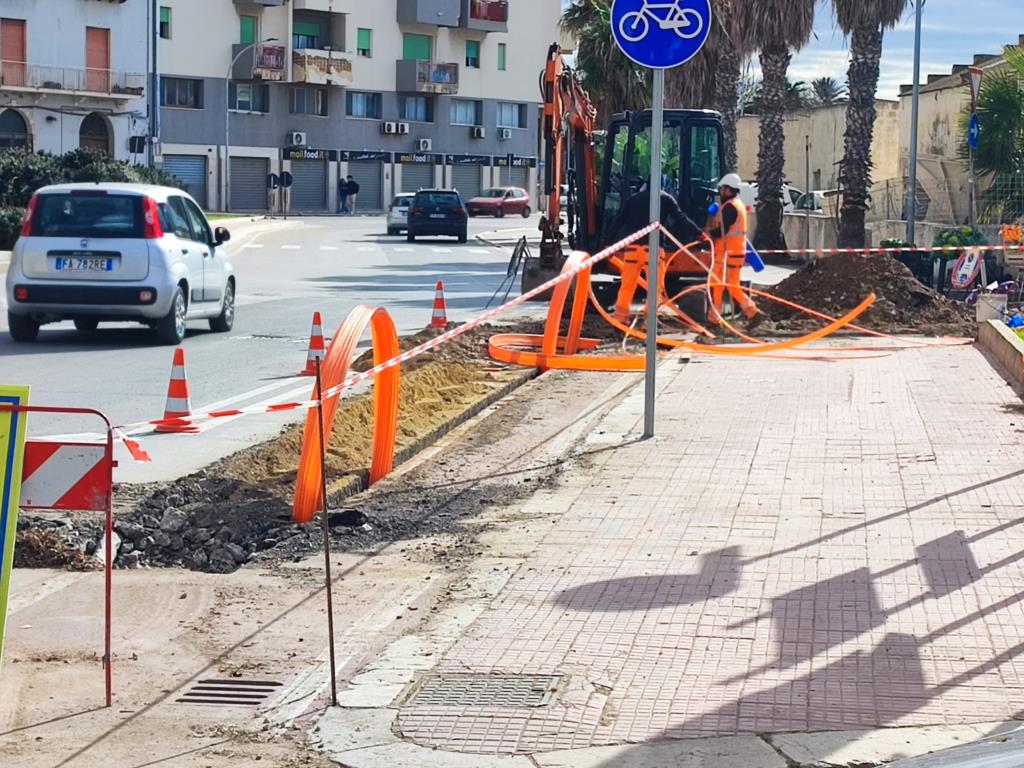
top-left (20, 442), bottom-right (112, 511)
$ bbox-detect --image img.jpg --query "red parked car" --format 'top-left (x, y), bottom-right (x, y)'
top-left (466, 187), bottom-right (532, 218)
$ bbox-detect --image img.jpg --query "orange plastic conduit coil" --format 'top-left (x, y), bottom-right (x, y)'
top-left (293, 305), bottom-right (400, 524)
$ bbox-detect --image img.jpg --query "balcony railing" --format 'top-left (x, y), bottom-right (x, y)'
top-left (0, 61), bottom-right (145, 97)
top-left (232, 43), bottom-right (287, 81)
top-left (292, 49), bottom-right (353, 86)
top-left (396, 60), bottom-right (459, 95)
top-left (461, 0), bottom-right (508, 32)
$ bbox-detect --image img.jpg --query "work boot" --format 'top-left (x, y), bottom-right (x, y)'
top-left (745, 312), bottom-right (765, 332)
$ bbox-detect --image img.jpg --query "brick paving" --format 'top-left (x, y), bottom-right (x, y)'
top-left (397, 346), bottom-right (1024, 753)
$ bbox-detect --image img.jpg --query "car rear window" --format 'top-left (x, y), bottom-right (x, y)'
top-left (393, 197), bottom-right (412, 207)
top-left (34, 194), bottom-right (143, 239)
top-left (415, 192), bottom-right (461, 206)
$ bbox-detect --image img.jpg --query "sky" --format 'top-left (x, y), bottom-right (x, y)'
top-left (561, 0), bottom-right (1019, 100)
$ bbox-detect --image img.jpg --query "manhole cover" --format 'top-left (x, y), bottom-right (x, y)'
top-left (177, 678), bottom-right (283, 707)
top-left (408, 674), bottom-right (562, 708)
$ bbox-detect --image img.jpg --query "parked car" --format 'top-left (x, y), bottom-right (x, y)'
top-left (738, 182), bottom-right (802, 214)
top-left (5, 183), bottom-right (235, 345)
top-left (386, 192), bottom-right (415, 235)
top-left (407, 189), bottom-right (468, 243)
top-left (466, 187), bottom-right (532, 218)
top-left (794, 189), bottom-right (873, 214)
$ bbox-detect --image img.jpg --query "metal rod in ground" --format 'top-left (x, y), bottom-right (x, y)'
top-left (104, 427), bottom-right (113, 708)
top-left (315, 357), bottom-right (338, 707)
top-left (644, 68), bottom-right (665, 439)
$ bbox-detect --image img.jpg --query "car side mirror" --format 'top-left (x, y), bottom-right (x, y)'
top-left (214, 226), bottom-right (231, 245)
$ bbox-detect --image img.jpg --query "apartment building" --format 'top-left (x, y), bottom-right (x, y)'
top-left (157, 0), bottom-right (561, 212)
top-left (0, 0), bottom-right (148, 160)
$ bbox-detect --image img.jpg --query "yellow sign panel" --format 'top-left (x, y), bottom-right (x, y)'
top-left (0, 385), bottom-right (30, 670)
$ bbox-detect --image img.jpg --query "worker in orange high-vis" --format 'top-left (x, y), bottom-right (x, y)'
top-left (706, 173), bottom-right (762, 329)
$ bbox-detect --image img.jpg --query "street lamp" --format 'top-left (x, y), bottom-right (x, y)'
top-left (225, 37), bottom-right (278, 213)
top-left (906, 1), bottom-right (924, 244)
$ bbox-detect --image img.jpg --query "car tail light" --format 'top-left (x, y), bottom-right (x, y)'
top-left (20, 195), bottom-right (39, 237)
top-left (450, 207), bottom-right (466, 217)
top-left (142, 196), bottom-right (164, 239)
top-left (139, 290), bottom-right (154, 303)
top-left (411, 207), bottom-right (424, 215)
top-left (14, 287), bottom-right (28, 301)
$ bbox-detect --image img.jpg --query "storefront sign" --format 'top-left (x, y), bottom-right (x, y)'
top-left (293, 51), bottom-right (353, 86)
top-left (494, 155), bottom-right (538, 168)
top-left (340, 150), bottom-right (393, 163)
top-left (285, 147), bottom-right (338, 162)
top-left (446, 154), bottom-right (492, 166)
top-left (398, 152), bottom-right (441, 165)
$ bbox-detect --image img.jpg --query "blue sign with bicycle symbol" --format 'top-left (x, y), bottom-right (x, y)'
top-left (610, 0), bottom-right (712, 69)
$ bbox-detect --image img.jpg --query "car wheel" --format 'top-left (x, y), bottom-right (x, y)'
top-left (406, 233), bottom-right (416, 242)
top-left (74, 318), bottom-right (99, 333)
top-left (387, 227), bottom-right (398, 235)
top-left (156, 286), bottom-right (187, 345)
top-left (8, 312), bottom-right (39, 343)
top-left (209, 280), bottom-right (235, 333)
top-left (521, 206), bottom-right (531, 218)
top-left (495, 207), bottom-right (505, 219)
top-left (458, 231), bottom-right (468, 243)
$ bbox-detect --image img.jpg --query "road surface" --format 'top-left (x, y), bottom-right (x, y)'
top-left (1, 214), bottom-right (542, 481)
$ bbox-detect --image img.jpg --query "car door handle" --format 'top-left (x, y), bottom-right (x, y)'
top-left (181, 248), bottom-right (190, 255)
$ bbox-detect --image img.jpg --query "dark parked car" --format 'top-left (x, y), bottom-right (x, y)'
top-left (407, 189), bottom-right (468, 243)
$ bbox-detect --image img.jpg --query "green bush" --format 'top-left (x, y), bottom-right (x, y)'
top-left (933, 226), bottom-right (988, 251)
top-left (0, 207), bottom-right (24, 250)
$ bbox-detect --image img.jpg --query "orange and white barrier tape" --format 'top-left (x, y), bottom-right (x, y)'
top-left (757, 244), bottom-right (1022, 257)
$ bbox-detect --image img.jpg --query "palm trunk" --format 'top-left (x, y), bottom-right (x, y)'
top-left (754, 44), bottom-right (790, 251)
top-left (715, 48), bottom-right (742, 172)
top-left (838, 24), bottom-right (883, 248)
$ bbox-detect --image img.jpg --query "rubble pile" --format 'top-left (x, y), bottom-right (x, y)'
top-left (765, 253), bottom-right (975, 335)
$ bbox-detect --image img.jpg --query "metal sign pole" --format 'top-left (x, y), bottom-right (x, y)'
top-left (644, 70), bottom-right (664, 440)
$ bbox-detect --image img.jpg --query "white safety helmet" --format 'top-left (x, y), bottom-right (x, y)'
top-left (718, 173), bottom-right (743, 192)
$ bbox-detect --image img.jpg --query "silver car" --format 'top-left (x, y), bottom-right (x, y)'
top-left (5, 183), bottom-right (235, 345)
top-left (386, 193), bottom-right (415, 235)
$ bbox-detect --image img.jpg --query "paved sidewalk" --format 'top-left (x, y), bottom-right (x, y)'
top-left (389, 344), bottom-right (1024, 757)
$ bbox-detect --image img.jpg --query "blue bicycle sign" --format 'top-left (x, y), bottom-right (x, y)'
top-left (611, 0), bottom-right (712, 69)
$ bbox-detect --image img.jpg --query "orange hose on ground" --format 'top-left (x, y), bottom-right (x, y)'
top-left (293, 305), bottom-right (400, 524)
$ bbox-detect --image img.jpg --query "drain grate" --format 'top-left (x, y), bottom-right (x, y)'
top-left (177, 678), bottom-right (283, 707)
top-left (408, 674), bottom-right (562, 708)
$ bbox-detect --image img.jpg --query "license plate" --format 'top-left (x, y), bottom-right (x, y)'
top-left (429, 213), bottom-right (446, 219)
top-left (55, 256), bottom-right (113, 271)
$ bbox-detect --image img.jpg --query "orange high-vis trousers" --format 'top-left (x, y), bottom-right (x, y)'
top-left (709, 246), bottom-right (758, 322)
top-left (615, 245), bottom-right (647, 321)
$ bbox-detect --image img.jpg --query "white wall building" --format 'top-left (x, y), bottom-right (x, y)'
top-left (0, 0), bottom-right (149, 162)
top-left (156, 0), bottom-right (562, 211)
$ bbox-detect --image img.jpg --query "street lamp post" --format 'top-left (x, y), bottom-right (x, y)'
top-left (225, 38), bottom-right (277, 212)
top-left (906, 0), bottom-right (924, 244)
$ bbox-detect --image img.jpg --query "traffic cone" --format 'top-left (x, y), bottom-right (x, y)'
top-left (298, 311), bottom-right (326, 376)
top-left (156, 347), bottom-right (198, 434)
top-left (430, 281), bottom-right (448, 329)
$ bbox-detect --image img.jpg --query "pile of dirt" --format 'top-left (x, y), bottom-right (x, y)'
top-left (14, 527), bottom-right (97, 570)
top-left (764, 253), bottom-right (975, 335)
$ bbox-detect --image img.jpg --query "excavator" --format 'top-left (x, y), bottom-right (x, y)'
top-left (524, 43), bottom-right (727, 301)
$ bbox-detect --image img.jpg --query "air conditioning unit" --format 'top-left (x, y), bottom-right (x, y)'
top-left (288, 131), bottom-right (307, 147)
top-left (499, 128), bottom-right (512, 141)
top-left (397, 122), bottom-right (410, 135)
top-left (417, 138), bottom-right (433, 152)
top-left (381, 121), bottom-right (397, 135)
top-left (471, 126), bottom-right (486, 140)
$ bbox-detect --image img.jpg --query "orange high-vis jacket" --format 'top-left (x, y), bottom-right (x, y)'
top-left (722, 197), bottom-right (748, 267)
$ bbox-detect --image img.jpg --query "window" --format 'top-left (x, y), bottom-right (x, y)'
top-left (400, 96), bottom-right (432, 122)
top-left (497, 43), bottom-right (507, 71)
top-left (449, 99), bottom-right (481, 126)
top-left (357, 28), bottom-right (372, 57)
top-left (0, 19), bottom-right (26, 87)
top-left (290, 86), bottom-right (328, 116)
top-left (346, 91), bottom-right (381, 119)
top-left (239, 15), bottom-right (257, 45)
top-left (159, 7), bottom-right (171, 39)
top-left (35, 194), bottom-right (143, 239)
top-left (159, 200), bottom-right (191, 240)
top-left (402, 33), bottom-right (431, 61)
top-left (466, 40), bottom-right (480, 69)
top-left (497, 102), bottom-right (526, 129)
top-left (161, 77), bottom-right (203, 109)
top-left (688, 124), bottom-right (720, 189)
top-left (181, 197), bottom-right (213, 244)
top-left (293, 20), bottom-right (321, 49)
top-left (229, 82), bottom-right (269, 113)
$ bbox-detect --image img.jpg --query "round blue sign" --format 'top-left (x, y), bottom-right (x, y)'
top-left (610, 0), bottom-right (713, 70)
top-left (968, 113), bottom-right (981, 150)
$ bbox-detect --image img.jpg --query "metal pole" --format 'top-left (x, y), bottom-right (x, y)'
top-left (224, 75), bottom-right (231, 213)
top-left (315, 358), bottom-right (338, 707)
top-left (148, 0), bottom-right (159, 168)
top-left (969, 145), bottom-right (976, 226)
top-left (644, 69), bottom-right (664, 440)
top-left (804, 135), bottom-right (811, 249)
top-left (906, 0), bottom-right (924, 243)
top-left (103, 426), bottom-right (113, 707)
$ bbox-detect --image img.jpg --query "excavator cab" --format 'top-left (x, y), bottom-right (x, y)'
top-left (588, 109), bottom-right (725, 256)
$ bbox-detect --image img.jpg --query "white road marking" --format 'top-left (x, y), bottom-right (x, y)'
top-left (242, 244), bottom-right (264, 249)
top-left (357, 246), bottom-right (378, 252)
top-left (432, 248), bottom-right (453, 254)
top-left (394, 247), bottom-right (414, 253)
top-left (469, 248), bottom-right (491, 254)
top-left (281, 245), bottom-right (301, 250)
top-left (319, 245), bottom-right (339, 251)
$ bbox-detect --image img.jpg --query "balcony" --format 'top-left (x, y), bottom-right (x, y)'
top-left (396, 59), bottom-right (459, 95)
top-left (291, 0), bottom-right (354, 10)
top-left (232, 43), bottom-right (287, 81)
top-left (292, 49), bottom-right (353, 86)
top-left (461, 0), bottom-right (508, 32)
top-left (0, 61), bottom-right (145, 99)
top-left (233, 0), bottom-right (285, 5)
top-left (396, 0), bottom-right (460, 27)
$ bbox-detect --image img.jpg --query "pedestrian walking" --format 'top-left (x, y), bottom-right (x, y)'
top-left (338, 177), bottom-right (349, 214)
top-left (706, 173), bottom-right (762, 330)
top-left (346, 175), bottom-right (360, 214)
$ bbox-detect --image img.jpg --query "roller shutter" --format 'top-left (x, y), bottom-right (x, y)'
top-left (511, 167), bottom-right (529, 193)
top-left (402, 163), bottom-right (434, 193)
top-left (347, 161), bottom-right (383, 212)
top-left (450, 165), bottom-right (482, 201)
top-left (230, 156), bottom-right (269, 212)
top-left (290, 158), bottom-right (328, 212)
top-left (163, 155), bottom-right (207, 208)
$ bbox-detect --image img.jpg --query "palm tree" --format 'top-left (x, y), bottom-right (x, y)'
top-left (811, 76), bottom-right (848, 106)
top-left (832, 0), bottom-right (909, 247)
top-left (712, 0), bottom-right (759, 174)
top-left (561, 0), bottom-right (649, 124)
top-left (972, 46), bottom-right (1024, 223)
top-left (735, 0), bottom-right (817, 250)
